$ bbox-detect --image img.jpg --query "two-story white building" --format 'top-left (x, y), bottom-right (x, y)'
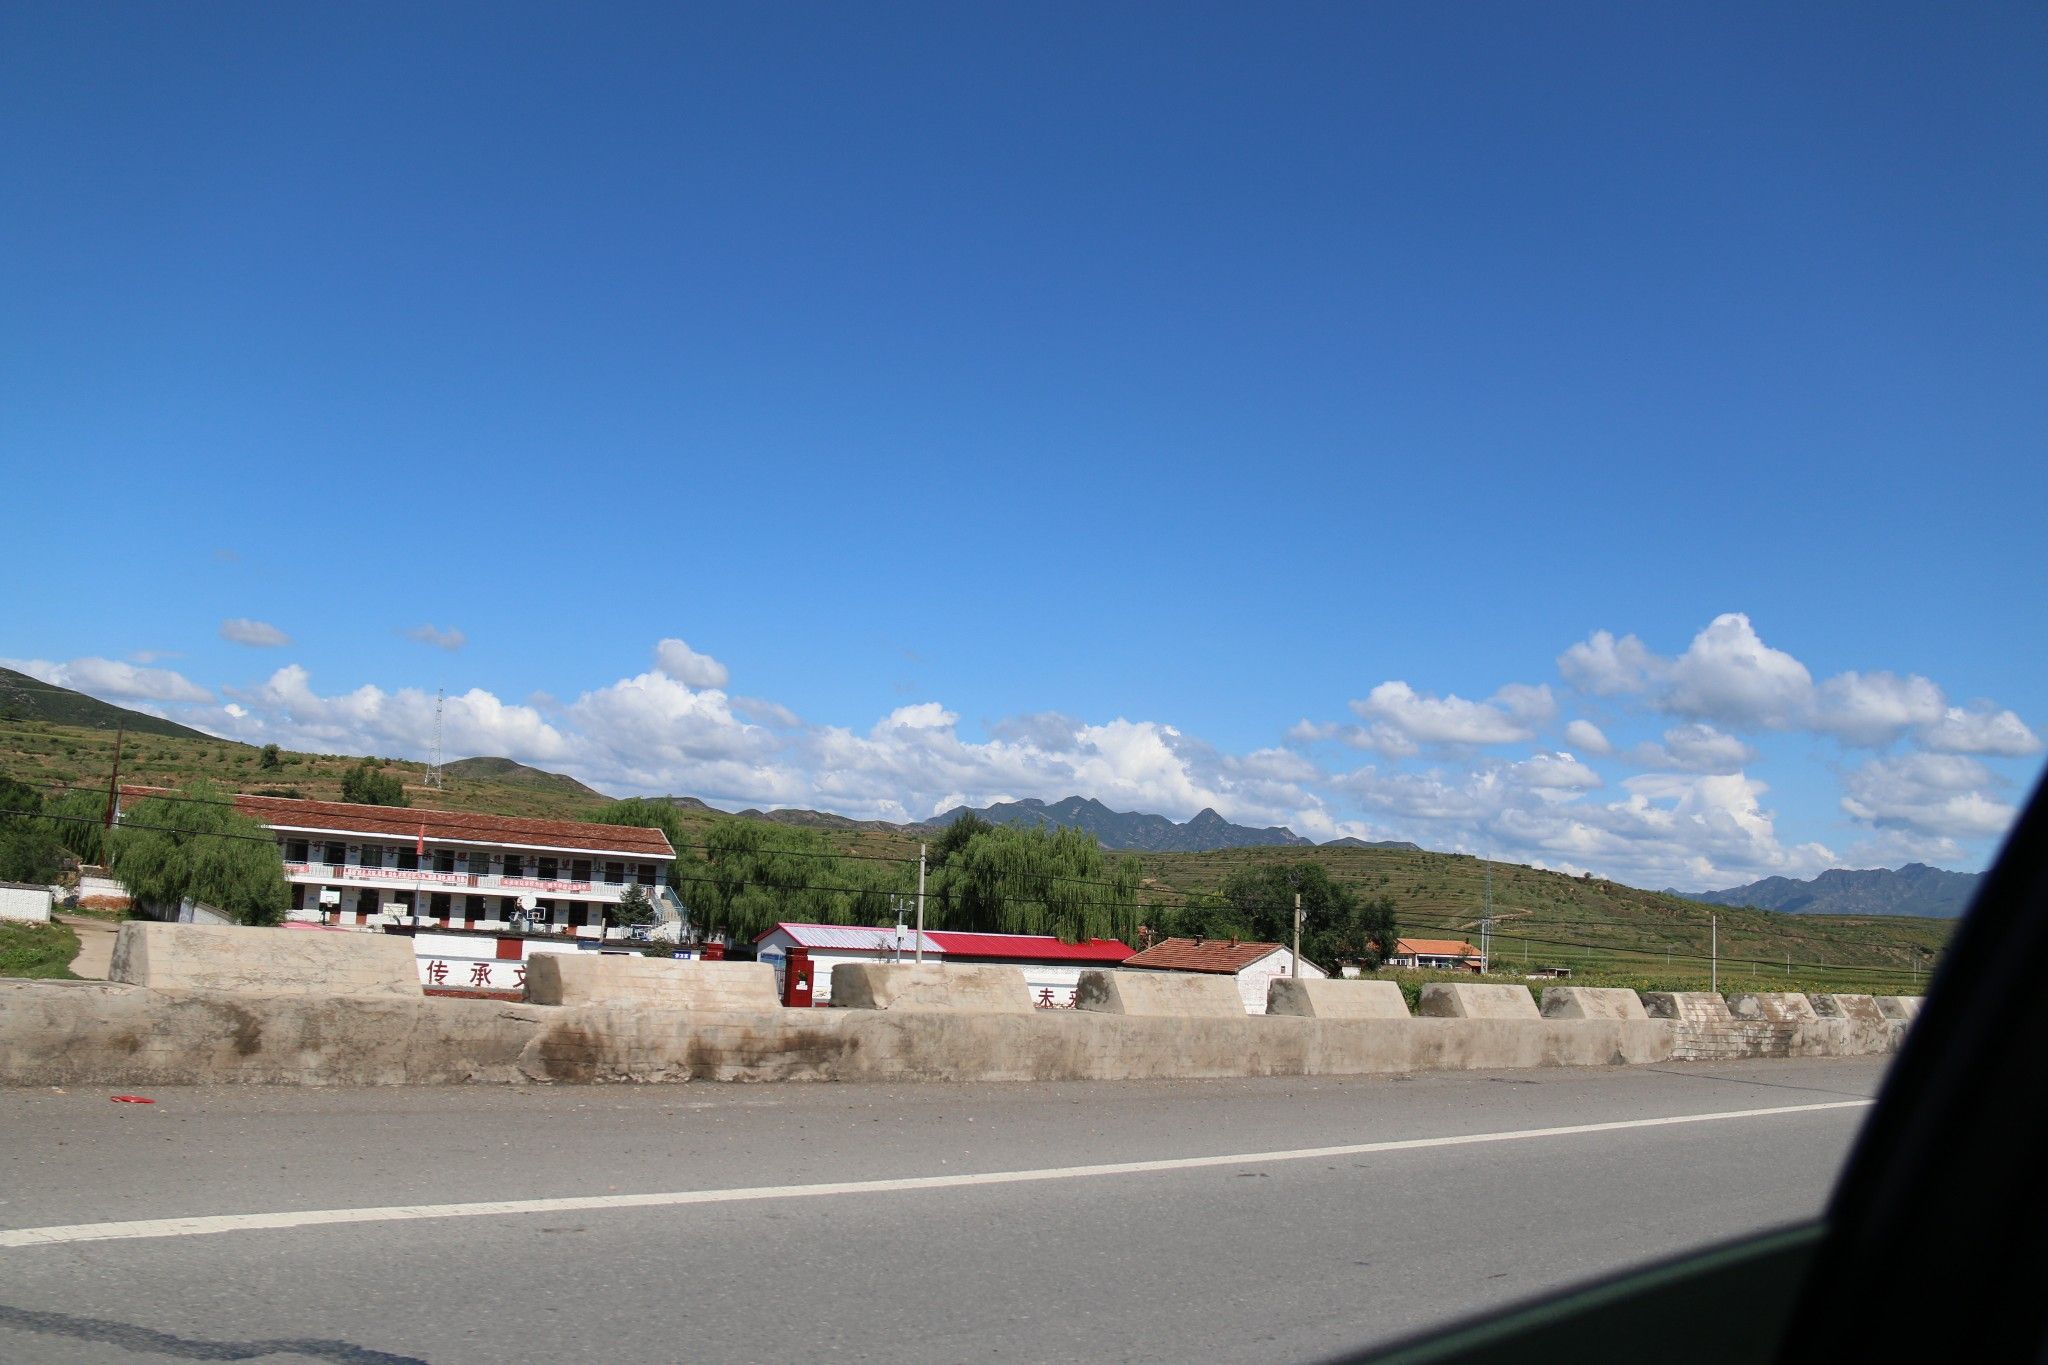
top-left (120, 787), bottom-right (679, 938)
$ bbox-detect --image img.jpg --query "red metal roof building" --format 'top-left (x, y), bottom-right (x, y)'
top-left (752, 923), bottom-right (1133, 1008)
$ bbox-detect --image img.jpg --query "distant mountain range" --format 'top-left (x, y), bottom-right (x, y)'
top-left (924, 795), bottom-right (1326, 852)
top-left (0, 666), bottom-right (212, 740)
top-left (1679, 863), bottom-right (1981, 919)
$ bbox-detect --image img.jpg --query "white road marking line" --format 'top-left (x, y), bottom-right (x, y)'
top-left (0, 1098), bottom-right (1871, 1250)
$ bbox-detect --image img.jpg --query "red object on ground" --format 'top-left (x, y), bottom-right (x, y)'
top-left (110, 1095), bottom-right (155, 1104)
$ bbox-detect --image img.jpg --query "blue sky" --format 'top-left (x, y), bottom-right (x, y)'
top-left (4, 3), bottom-right (2043, 888)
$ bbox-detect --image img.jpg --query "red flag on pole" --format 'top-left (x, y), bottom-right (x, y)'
top-left (416, 823), bottom-right (426, 856)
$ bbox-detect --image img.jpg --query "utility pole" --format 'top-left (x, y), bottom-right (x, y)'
top-left (1292, 891), bottom-right (1302, 978)
top-left (1479, 864), bottom-right (1493, 975)
top-left (102, 720), bottom-right (127, 832)
top-left (1711, 914), bottom-right (1718, 994)
top-left (915, 843), bottom-right (927, 964)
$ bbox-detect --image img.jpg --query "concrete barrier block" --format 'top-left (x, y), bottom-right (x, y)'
top-left (829, 962), bottom-right (1033, 1012)
top-left (1266, 977), bottom-right (1409, 1018)
top-left (1417, 982), bottom-right (1540, 1020)
top-left (1075, 969), bottom-right (1246, 1017)
top-left (1729, 992), bottom-right (1820, 1023)
top-left (1874, 996), bottom-right (1923, 1021)
top-left (1641, 991), bottom-right (1732, 1023)
top-left (1809, 993), bottom-right (1887, 1023)
top-left (524, 955), bottom-right (779, 1010)
top-left (108, 921), bottom-right (419, 997)
top-left (1539, 987), bottom-right (1648, 1021)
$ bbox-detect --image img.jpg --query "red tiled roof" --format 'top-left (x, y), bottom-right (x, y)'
top-left (1121, 937), bottom-right (1287, 974)
top-left (1396, 938), bottom-right (1480, 958)
top-left (119, 786), bottom-right (674, 859)
top-left (924, 931), bottom-right (1133, 963)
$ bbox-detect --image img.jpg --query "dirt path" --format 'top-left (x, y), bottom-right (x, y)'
top-left (56, 914), bottom-right (118, 979)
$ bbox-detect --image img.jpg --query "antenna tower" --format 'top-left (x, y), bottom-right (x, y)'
top-left (426, 688), bottom-right (444, 789)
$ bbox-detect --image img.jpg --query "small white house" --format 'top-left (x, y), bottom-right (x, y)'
top-left (0, 881), bottom-right (53, 923)
top-left (1119, 937), bottom-right (1327, 1014)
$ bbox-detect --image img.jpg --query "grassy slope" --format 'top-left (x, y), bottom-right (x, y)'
top-left (0, 717), bottom-right (1954, 992)
top-left (0, 667), bottom-right (210, 739)
top-left (0, 921), bottom-right (80, 979)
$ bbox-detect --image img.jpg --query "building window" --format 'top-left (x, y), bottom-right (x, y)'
top-left (466, 895), bottom-right (486, 920)
top-left (604, 862), bottom-right (625, 885)
top-left (537, 857), bottom-right (558, 881)
top-left (433, 849), bottom-right (454, 874)
top-left (285, 839), bottom-right (309, 862)
top-left (397, 846), bottom-right (418, 871)
top-left (359, 844), bottom-right (382, 868)
top-left (324, 842), bottom-right (345, 868)
top-left (504, 854), bottom-right (525, 878)
top-left (571, 859), bottom-right (591, 882)
top-left (635, 863), bottom-right (655, 886)
top-left (429, 892), bottom-right (452, 921)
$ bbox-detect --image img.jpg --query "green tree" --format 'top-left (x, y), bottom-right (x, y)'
top-left (258, 743), bottom-right (282, 770)
top-left (593, 797), bottom-right (688, 890)
top-left (1202, 861), bottom-right (1400, 971)
top-left (42, 788), bottom-right (110, 866)
top-left (0, 777), bottom-right (67, 885)
top-left (679, 818), bottom-right (880, 942)
top-left (611, 882), bottom-right (656, 927)
top-left (922, 816), bottom-right (1141, 943)
top-left (107, 780), bottom-right (290, 925)
top-left (339, 760), bottom-right (409, 807)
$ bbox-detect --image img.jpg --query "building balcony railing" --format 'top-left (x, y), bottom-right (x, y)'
top-left (282, 862), bottom-right (660, 900)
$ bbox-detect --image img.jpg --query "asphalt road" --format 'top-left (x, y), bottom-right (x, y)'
top-left (0, 1058), bottom-right (1888, 1363)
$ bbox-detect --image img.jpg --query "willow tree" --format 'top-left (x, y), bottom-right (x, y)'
top-left (594, 797), bottom-right (689, 889)
top-left (923, 815), bottom-right (1141, 944)
top-left (108, 780), bottom-right (290, 925)
top-left (677, 818), bottom-right (910, 943)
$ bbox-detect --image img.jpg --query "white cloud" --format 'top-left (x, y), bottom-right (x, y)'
top-left (1809, 671), bottom-right (1946, 746)
top-left (219, 618), bottom-right (291, 648)
top-left (3, 655), bottom-right (213, 704)
top-left (403, 624), bottom-right (467, 651)
top-left (1558, 630), bottom-right (1658, 695)
top-left (223, 665), bottom-right (573, 766)
top-left (1331, 760), bottom-right (1834, 888)
top-left (1562, 719), bottom-right (1612, 755)
top-left (653, 638), bottom-right (730, 689)
top-left (1629, 722), bottom-right (1754, 774)
top-left (732, 695), bottom-right (801, 728)
top-left (1919, 703), bottom-right (2041, 757)
top-left (1348, 681), bottom-right (1551, 747)
top-left (1663, 613), bottom-right (1814, 728)
top-left (1840, 753), bottom-right (2015, 841)
top-left (1513, 751), bottom-right (1603, 791)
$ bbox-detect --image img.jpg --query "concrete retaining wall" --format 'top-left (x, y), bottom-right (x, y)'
top-left (830, 962), bottom-right (1033, 1013)
top-left (1266, 978), bottom-right (1409, 1019)
top-left (1075, 969), bottom-right (1245, 1017)
top-left (0, 979), bottom-right (1672, 1087)
top-left (1645, 989), bottom-right (1902, 1061)
top-left (1539, 987), bottom-right (1648, 1021)
top-left (108, 921), bottom-right (420, 998)
top-left (1418, 982), bottom-right (1541, 1019)
top-left (1729, 992), bottom-right (1819, 1024)
top-left (0, 974), bottom-right (1921, 1088)
top-left (524, 955), bottom-right (779, 1010)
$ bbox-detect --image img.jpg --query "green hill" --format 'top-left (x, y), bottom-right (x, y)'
top-left (0, 667), bottom-right (211, 740)
top-left (440, 756), bottom-right (607, 800)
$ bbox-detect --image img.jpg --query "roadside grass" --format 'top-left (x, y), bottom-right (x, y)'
top-left (0, 921), bottom-right (81, 979)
